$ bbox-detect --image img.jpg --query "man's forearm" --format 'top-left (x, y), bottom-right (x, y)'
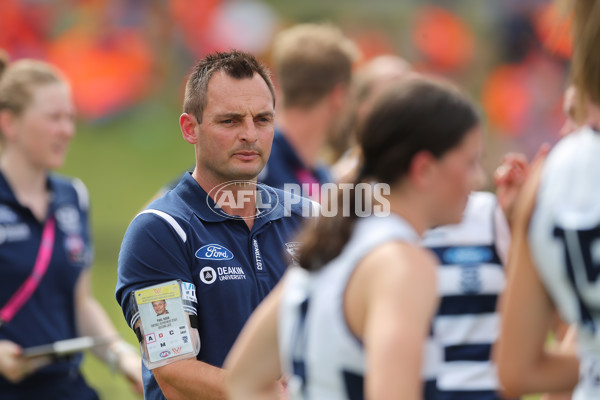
top-left (154, 357), bottom-right (228, 400)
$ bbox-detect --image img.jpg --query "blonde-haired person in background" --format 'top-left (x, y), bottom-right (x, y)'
top-left (0, 54), bottom-right (142, 398)
top-left (497, 1), bottom-right (600, 399)
top-left (257, 22), bottom-right (358, 200)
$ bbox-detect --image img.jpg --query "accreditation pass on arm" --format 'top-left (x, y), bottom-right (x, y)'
top-left (130, 280), bottom-right (200, 369)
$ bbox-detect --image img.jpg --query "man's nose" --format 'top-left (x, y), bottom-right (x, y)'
top-left (239, 118), bottom-right (258, 142)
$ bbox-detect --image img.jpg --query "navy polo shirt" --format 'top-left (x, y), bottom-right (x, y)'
top-left (258, 130), bottom-right (332, 191)
top-left (0, 171), bottom-right (97, 399)
top-left (116, 172), bottom-right (311, 400)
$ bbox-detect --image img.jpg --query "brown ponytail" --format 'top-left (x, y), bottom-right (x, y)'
top-left (296, 77), bottom-right (480, 272)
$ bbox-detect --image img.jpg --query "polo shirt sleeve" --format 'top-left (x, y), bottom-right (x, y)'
top-left (115, 211), bottom-right (192, 329)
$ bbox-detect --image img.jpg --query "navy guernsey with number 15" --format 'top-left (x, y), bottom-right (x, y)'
top-left (116, 172), bottom-right (312, 400)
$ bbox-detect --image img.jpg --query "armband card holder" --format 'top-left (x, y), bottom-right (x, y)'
top-left (130, 280), bottom-right (200, 369)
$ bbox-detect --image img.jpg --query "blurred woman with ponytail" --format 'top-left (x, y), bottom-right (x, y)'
top-left (225, 76), bottom-right (484, 400)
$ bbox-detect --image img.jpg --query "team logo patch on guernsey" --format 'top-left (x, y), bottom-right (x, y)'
top-left (65, 234), bottom-right (86, 264)
top-left (195, 244), bottom-right (234, 260)
top-left (443, 246), bottom-right (493, 265)
top-left (55, 206), bottom-right (81, 234)
top-left (200, 267), bottom-right (217, 284)
top-left (199, 266), bottom-right (246, 284)
top-left (284, 242), bottom-right (302, 263)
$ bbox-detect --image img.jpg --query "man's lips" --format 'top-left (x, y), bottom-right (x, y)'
top-left (233, 151), bottom-right (259, 160)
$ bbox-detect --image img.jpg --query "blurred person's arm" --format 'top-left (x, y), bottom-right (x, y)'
top-left (361, 243), bottom-right (438, 400)
top-left (494, 145), bottom-right (550, 228)
top-left (150, 298), bottom-right (282, 400)
top-left (75, 270), bottom-right (143, 395)
top-left (496, 159), bottom-right (578, 397)
top-left (494, 152), bottom-right (528, 227)
top-left (541, 325), bottom-right (577, 400)
top-left (127, 315), bottom-right (230, 400)
top-left (224, 282), bottom-right (286, 400)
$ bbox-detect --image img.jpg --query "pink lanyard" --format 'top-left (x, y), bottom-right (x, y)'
top-left (295, 169), bottom-right (321, 202)
top-left (0, 217), bottom-right (56, 327)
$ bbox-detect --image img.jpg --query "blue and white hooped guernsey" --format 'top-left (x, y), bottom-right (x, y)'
top-left (116, 172), bottom-right (311, 400)
top-left (423, 191), bottom-right (510, 400)
top-left (278, 213), bottom-right (421, 400)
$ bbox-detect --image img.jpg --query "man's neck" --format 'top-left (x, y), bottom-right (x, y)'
top-left (277, 104), bottom-right (331, 168)
top-left (192, 169), bottom-right (258, 230)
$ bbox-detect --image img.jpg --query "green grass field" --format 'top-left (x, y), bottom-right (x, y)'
top-left (61, 100), bottom-right (542, 399)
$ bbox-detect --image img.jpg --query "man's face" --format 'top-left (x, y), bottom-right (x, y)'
top-left (194, 71), bottom-right (275, 184)
top-left (152, 300), bottom-right (167, 316)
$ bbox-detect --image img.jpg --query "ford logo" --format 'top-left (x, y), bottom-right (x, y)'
top-left (160, 351), bottom-right (171, 358)
top-left (196, 244), bottom-right (234, 260)
top-left (443, 246), bottom-right (493, 264)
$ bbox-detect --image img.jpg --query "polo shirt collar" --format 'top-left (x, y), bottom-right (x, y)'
top-left (0, 170), bottom-right (69, 216)
top-left (274, 130), bottom-right (303, 170)
top-left (273, 130), bottom-right (332, 185)
top-left (0, 171), bottom-right (18, 205)
top-left (173, 172), bottom-right (286, 225)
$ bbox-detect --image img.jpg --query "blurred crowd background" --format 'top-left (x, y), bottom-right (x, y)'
top-left (2, 0), bottom-right (572, 155)
top-left (1, 1), bottom-right (570, 398)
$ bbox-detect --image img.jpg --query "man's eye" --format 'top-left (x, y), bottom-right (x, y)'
top-left (256, 117), bottom-right (272, 124)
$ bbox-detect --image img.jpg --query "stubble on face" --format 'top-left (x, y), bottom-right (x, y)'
top-left (195, 72), bottom-right (275, 185)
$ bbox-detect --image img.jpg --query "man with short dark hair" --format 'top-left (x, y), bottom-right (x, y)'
top-left (116, 50), bottom-right (308, 400)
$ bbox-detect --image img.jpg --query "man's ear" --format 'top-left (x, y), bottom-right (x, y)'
top-left (180, 113), bottom-right (199, 144)
top-left (408, 150), bottom-right (437, 190)
top-left (328, 83), bottom-right (349, 112)
top-left (0, 110), bottom-right (17, 141)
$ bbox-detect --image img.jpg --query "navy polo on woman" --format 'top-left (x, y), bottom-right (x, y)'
top-left (0, 171), bottom-right (97, 399)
